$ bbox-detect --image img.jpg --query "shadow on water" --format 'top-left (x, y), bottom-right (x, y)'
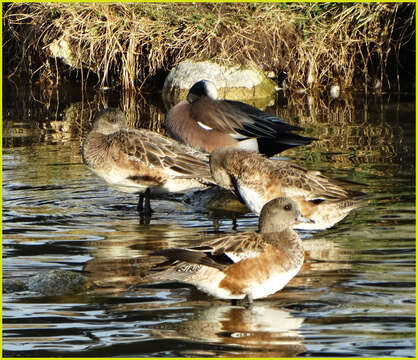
top-left (2, 79), bottom-right (416, 357)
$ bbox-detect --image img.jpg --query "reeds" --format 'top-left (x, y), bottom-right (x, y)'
top-left (3, 3), bottom-right (415, 91)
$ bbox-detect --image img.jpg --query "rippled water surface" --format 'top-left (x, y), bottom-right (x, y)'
top-left (3, 84), bottom-right (415, 357)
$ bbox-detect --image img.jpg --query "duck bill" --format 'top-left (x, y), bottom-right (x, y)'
top-left (296, 214), bottom-right (315, 224)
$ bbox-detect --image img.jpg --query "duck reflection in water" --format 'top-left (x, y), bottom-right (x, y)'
top-left (147, 197), bottom-right (313, 304)
top-left (81, 108), bottom-right (214, 223)
top-left (149, 303), bottom-right (306, 357)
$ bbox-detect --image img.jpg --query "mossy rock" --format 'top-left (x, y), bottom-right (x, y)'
top-left (4, 270), bottom-right (94, 296)
top-left (27, 270), bottom-right (94, 296)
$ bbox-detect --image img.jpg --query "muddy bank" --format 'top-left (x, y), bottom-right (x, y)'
top-left (3, 3), bottom-right (415, 92)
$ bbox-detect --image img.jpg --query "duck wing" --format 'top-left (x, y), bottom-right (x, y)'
top-left (197, 98), bottom-right (299, 138)
top-left (272, 162), bottom-right (349, 200)
top-left (224, 99), bottom-right (302, 136)
top-left (203, 232), bottom-right (267, 261)
top-left (115, 130), bottom-right (212, 181)
top-left (152, 232), bottom-right (267, 272)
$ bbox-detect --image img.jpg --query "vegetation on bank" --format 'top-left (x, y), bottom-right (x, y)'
top-left (3, 3), bottom-right (415, 92)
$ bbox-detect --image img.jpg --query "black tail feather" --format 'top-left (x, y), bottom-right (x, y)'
top-left (257, 136), bottom-right (316, 157)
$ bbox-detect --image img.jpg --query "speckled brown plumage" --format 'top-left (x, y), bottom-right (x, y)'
top-left (146, 197), bottom-right (309, 301)
top-left (210, 147), bottom-right (367, 230)
top-left (82, 109), bottom-right (214, 204)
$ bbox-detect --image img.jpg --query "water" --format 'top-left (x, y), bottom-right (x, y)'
top-left (2, 83), bottom-right (415, 357)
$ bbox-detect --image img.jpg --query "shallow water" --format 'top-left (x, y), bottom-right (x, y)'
top-left (2, 84), bottom-right (415, 357)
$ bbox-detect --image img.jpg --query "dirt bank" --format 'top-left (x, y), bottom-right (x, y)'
top-left (3, 3), bottom-right (415, 92)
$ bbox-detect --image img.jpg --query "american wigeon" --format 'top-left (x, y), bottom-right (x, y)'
top-left (209, 147), bottom-right (367, 230)
top-left (147, 197), bottom-right (312, 303)
top-left (165, 79), bottom-right (315, 157)
top-left (82, 108), bottom-right (214, 217)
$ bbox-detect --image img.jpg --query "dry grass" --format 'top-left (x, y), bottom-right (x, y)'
top-left (3, 3), bottom-right (415, 91)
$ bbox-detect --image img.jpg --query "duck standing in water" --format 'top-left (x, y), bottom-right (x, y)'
top-left (147, 197), bottom-right (313, 303)
top-left (209, 147), bottom-right (367, 231)
top-left (82, 108), bottom-right (214, 219)
top-left (165, 79), bottom-right (315, 157)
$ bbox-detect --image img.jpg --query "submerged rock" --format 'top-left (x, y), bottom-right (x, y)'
top-left (163, 60), bottom-right (277, 107)
top-left (4, 270), bottom-right (94, 296)
top-left (3, 279), bottom-right (27, 293)
top-left (183, 187), bottom-right (248, 215)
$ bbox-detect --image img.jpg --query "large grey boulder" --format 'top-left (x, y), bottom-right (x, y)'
top-left (163, 60), bottom-right (277, 107)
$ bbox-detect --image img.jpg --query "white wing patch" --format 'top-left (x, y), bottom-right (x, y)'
top-left (197, 121), bottom-right (213, 131)
top-left (224, 250), bottom-right (260, 263)
top-left (230, 133), bottom-right (246, 140)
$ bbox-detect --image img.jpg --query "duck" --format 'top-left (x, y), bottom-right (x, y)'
top-left (165, 79), bottom-right (315, 157)
top-left (209, 147), bottom-right (367, 230)
top-left (82, 108), bottom-right (214, 217)
top-left (147, 197), bottom-right (312, 303)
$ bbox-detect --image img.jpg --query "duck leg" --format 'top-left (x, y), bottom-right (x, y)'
top-left (232, 217), bottom-right (238, 231)
top-left (137, 193), bottom-right (145, 213)
top-left (143, 188), bottom-right (152, 217)
top-left (137, 189), bottom-right (153, 214)
top-left (137, 189), bottom-right (152, 224)
top-left (212, 219), bottom-right (220, 232)
top-left (232, 294), bottom-right (253, 307)
top-left (242, 294), bottom-right (254, 307)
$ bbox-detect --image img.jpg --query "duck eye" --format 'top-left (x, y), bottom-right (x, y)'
top-left (284, 204), bottom-right (292, 211)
